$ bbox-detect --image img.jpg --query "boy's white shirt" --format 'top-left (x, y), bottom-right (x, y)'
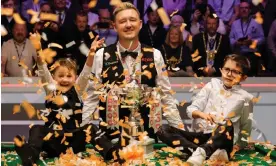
top-left (37, 63), bottom-right (92, 96)
top-left (187, 78), bottom-right (254, 148)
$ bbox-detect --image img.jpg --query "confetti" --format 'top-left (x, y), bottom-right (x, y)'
top-left (150, 0), bottom-right (158, 11)
top-left (261, 64), bottom-right (266, 70)
top-left (29, 32), bottom-right (41, 50)
top-left (192, 56), bottom-right (202, 62)
top-left (74, 109), bottom-right (82, 114)
top-left (227, 112), bottom-right (236, 118)
top-left (21, 100), bottom-right (36, 119)
top-left (252, 96), bottom-right (261, 103)
top-left (180, 23), bottom-right (186, 32)
top-left (13, 13), bottom-right (26, 24)
top-left (27, 9), bottom-right (39, 24)
top-left (254, 52), bottom-right (261, 57)
top-left (1, 8), bottom-right (13, 16)
top-left (255, 12), bottom-right (263, 24)
top-left (252, 0), bottom-right (263, 6)
top-left (40, 13), bottom-right (58, 22)
top-left (142, 70), bottom-right (152, 79)
top-left (79, 43), bottom-right (90, 56)
top-left (157, 8), bottom-right (171, 26)
top-left (169, 89), bottom-right (176, 95)
top-left (100, 121), bottom-right (108, 127)
top-left (43, 133), bottom-right (53, 141)
top-left (52, 95), bottom-right (66, 106)
top-left (149, 63), bottom-right (155, 68)
top-left (193, 138), bottom-right (199, 144)
top-left (64, 133), bottom-right (73, 137)
top-left (95, 145), bottom-right (103, 151)
top-left (172, 140), bottom-right (180, 145)
top-left (89, 31), bottom-right (95, 39)
top-left (188, 35), bottom-right (193, 42)
top-left (179, 100), bottom-right (186, 107)
top-left (191, 49), bottom-right (199, 58)
top-left (207, 139), bottom-right (213, 144)
top-left (110, 0), bottom-right (122, 7)
top-left (12, 105), bottom-right (21, 114)
top-left (48, 43), bottom-right (63, 49)
top-left (1, 25), bottom-right (8, 36)
top-left (212, 13), bottom-right (218, 18)
top-left (39, 48), bottom-right (57, 64)
top-left (14, 136), bottom-right (24, 147)
top-left (110, 130), bottom-right (120, 136)
top-left (249, 40), bottom-right (258, 49)
top-left (170, 9), bottom-right (179, 17)
top-left (75, 120), bottom-right (79, 128)
top-left (143, 47), bottom-right (154, 52)
top-left (88, 0), bottom-right (97, 8)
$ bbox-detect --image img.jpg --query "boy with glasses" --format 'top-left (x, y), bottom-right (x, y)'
top-left (157, 54), bottom-right (254, 166)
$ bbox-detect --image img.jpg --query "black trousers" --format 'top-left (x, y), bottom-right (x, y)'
top-left (156, 120), bottom-right (234, 159)
top-left (15, 124), bottom-right (121, 166)
top-left (242, 52), bottom-right (260, 76)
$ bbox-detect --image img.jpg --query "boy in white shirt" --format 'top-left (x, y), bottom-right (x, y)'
top-left (157, 54), bottom-right (253, 166)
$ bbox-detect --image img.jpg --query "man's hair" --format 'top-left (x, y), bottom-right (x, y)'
top-left (40, 2), bottom-right (54, 12)
top-left (165, 26), bottom-right (184, 46)
top-left (75, 10), bottom-right (88, 21)
top-left (51, 58), bottom-right (77, 74)
top-left (223, 54), bottom-right (251, 75)
top-left (206, 14), bottom-right (219, 25)
top-left (112, 2), bottom-right (140, 21)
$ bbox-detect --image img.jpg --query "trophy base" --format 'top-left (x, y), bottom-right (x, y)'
top-left (139, 138), bottom-right (155, 156)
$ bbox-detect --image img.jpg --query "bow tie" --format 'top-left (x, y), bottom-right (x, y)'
top-left (120, 51), bottom-right (138, 59)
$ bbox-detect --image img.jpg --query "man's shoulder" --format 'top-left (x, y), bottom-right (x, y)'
top-left (2, 39), bottom-right (14, 47)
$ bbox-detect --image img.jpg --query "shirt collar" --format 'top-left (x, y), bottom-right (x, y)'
top-left (208, 34), bottom-right (216, 40)
top-left (117, 41), bottom-right (141, 53)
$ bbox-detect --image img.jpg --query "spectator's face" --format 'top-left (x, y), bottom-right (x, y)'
top-left (82, 3), bottom-right (89, 13)
top-left (206, 17), bottom-right (218, 35)
top-left (99, 9), bottom-right (111, 23)
top-left (2, 0), bottom-right (15, 9)
top-left (240, 2), bottom-right (250, 19)
top-left (148, 11), bottom-right (160, 25)
top-left (221, 60), bottom-right (245, 88)
top-left (195, 0), bottom-right (203, 5)
top-left (169, 29), bottom-right (180, 44)
top-left (171, 16), bottom-right (183, 27)
top-left (40, 4), bottom-right (52, 13)
top-left (53, 66), bottom-right (76, 90)
top-left (76, 15), bottom-right (88, 32)
top-left (54, 0), bottom-right (66, 10)
top-left (114, 9), bottom-right (142, 41)
top-left (13, 24), bottom-right (27, 43)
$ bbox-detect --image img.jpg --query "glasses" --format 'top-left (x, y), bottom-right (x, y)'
top-left (221, 67), bottom-right (243, 76)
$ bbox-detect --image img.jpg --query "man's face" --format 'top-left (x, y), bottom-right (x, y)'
top-left (148, 11), bottom-right (160, 25)
top-left (54, 0), bottom-right (66, 10)
top-left (76, 15), bottom-right (88, 32)
top-left (240, 2), bottom-right (250, 19)
top-left (99, 9), bottom-right (111, 23)
top-left (2, 0), bottom-right (15, 9)
top-left (221, 60), bottom-right (245, 88)
top-left (13, 24), bottom-right (27, 43)
top-left (206, 17), bottom-right (218, 35)
top-left (114, 9), bottom-right (142, 41)
top-left (40, 4), bottom-right (52, 13)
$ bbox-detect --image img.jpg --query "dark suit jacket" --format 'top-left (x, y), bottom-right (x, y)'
top-left (139, 23), bottom-right (167, 49)
top-left (192, 32), bottom-right (232, 76)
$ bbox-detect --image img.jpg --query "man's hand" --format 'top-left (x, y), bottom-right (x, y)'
top-left (192, 10), bottom-right (201, 22)
top-left (90, 35), bottom-right (105, 52)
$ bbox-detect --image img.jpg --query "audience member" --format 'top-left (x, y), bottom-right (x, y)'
top-left (133, 0), bottom-right (163, 23)
top-left (92, 8), bottom-right (117, 46)
top-left (230, 1), bottom-right (264, 76)
top-left (21, 0), bottom-right (47, 21)
top-left (192, 15), bottom-right (231, 77)
top-left (190, 4), bottom-right (226, 35)
top-left (139, 8), bottom-right (167, 48)
top-left (1, 23), bottom-right (37, 77)
top-left (82, 0), bottom-right (99, 28)
top-left (162, 0), bottom-right (186, 16)
top-left (53, 0), bottom-right (77, 29)
top-left (60, 11), bottom-right (98, 74)
top-left (263, 0), bottom-right (276, 37)
top-left (159, 26), bottom-right (194, 77)
top-left (208, 0), bottom-right (240, 31)
top-left (267, 20), bottom-right (276, 75)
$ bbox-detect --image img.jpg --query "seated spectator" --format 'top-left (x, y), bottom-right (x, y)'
top-left (133, 0), bottom-right (163, 23)
top-left (162, 0), bottom-right (186, 16)
top-left (32, 2), bottom-right (59, 49)
top-left (192, 14), bottom-right (231, 77)
top-left (190, 4), bottom-right (226, 35)
top-left (92, 8), bottom-right (117, 46)
top-left (171, 15), bottom-right (191, 43)
top-left (21, 0), bottom-right (47, 21)
top-left (267, 19), bottom-right (276, 75)
top-left (159, 26), bottom-right (194, 77)
top-left (82, 0), bottom-right (99, 28)
top-left (1, 23), bottom-right (37, 77)
top-left (139, 7), bottom-right (167, 48)
top-left (230, 1), bottom-right (265, 76)
top-left (60, 11), bottom-right (97, 75)
top-left (1, 0), bottom-right (17, 45)
top-left (208, 0), bottom-right (240, 31)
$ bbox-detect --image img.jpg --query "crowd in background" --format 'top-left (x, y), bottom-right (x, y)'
top-left (1, 0), bottom-right (276, 77)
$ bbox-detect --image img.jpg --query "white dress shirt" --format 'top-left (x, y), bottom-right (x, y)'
top-left (82, 42), bottom-right (184, 130)
top-left (187, 78), bottom-right (253, 148)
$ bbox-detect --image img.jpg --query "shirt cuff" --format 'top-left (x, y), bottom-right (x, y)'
top-left (187, 108), bottom-right (196, 119)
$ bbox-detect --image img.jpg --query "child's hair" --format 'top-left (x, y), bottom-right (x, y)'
top-left (223, 54), bottom-right (251, 75)
top-left (51, 58), bottom-right (77, 75)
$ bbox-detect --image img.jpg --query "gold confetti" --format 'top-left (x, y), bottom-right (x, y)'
top-left (121, 137), bottom-right (126, 146)
top-left (254, 52), bottom-right (261, 57)
top-left (75, 120), bottom-right (79, 128)
top-left (14, 136), bottom-right (24, 147)
top-left (219, 126), bottom-right (226, 133)
top-left (207, 139), bottom-right (213, 144)
top-left (74, 109), bottom-right (82, 114)
top-left (89, 31), bottom-right (95, 39)
top-left (112, 150), bottom-right (118, 160)
top-left (149, 63), bottom-right (154, 68)
top-left (255, 12), bottom-right (263, 24)
top-left (157, 7), bottom-right (171, 26)
top-left (192, 56), bottom-right (202, 62)
top-left (110, 0), bottom-right (122, 7)
top-left (88, 0), bottom-right (97, 8)
top-left (40, 13), bottom-right (58, 22)
top-left (193, 138), bottom-right (199, 144)
top-left (64, 133), bottom-right (73, 137)
top-left (169, 89), bottom-right (176, 95)
top-left (13, 13), bottom-right (25, 24)
top-left (95, 145), bottom-right (103, 151)
top-left (110, 130), bottom-right (120, 136)
top-left (188, 35), bottom-right (193, 42)
top-left (1, 8), bottom-right (13, 16)
top-left (13, 105), bottom-right (21, 114)
top-left (1, 25), bottom-right (8, 36)
top-left (179, 100), bottom-right (186, 107)
top-left (227, 112), bottom-right (236, 118)
top-left (212, 13), bottom-right (218, 18)
top-left (48, 43), bottom-right (63, 49)
top-left (178, 123), bottom-right (185, 129)
top-left (34, 0), bottom-right (39, 4)
top-left (39, 48), bottom-right (57, 64)
top-left (18, 60), bottom-right (28, 70)
top-left (226, 131), bottom-right (232, 140)
top-left (29, 123), bottom-right (34, 128)
top-left (170, 9), bottom-right (179, 17)
top-left (52, 95), bottom-right (65, 106)
top-left (142, 70), bottom-right (152, 79)
top-left (180, 23), bottom-right (186, 32)
top-left (41, 115), bottom-right (48, 122)
top-left (43, 133), bottom-right (53, 141)
top-left (143, 47), bottom-right (154, 52)
top-left (249, 40), bottom-right (258, 49)
top-left (21, 100), bottom-right (36, 119)
top-left (252, 96), bottom-right (261, 103)
top-left (100, 121), bottom-right (108, 127)
top-left (172, 140), bottom-right (180, 145)
top-left (261, 64), bottom-right (266, 70)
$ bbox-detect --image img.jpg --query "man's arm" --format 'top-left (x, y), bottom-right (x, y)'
top-left (1, 43), bottom-right (8, 76)
top-left (154, 49), bottom-right (184, 129)
top-left (267, 21), bottom-right (276, 58)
